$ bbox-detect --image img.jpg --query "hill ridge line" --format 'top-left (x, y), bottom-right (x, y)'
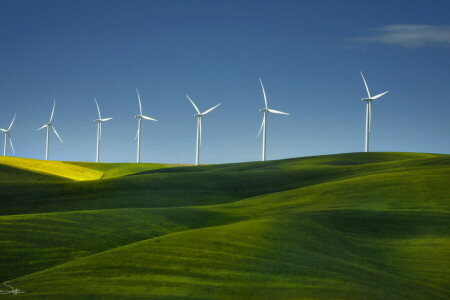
top-left (2, 155), bottom-right (446, 217)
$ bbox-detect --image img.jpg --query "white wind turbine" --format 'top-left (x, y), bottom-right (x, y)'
top-left (37, 100), bottom-right (63, 160)
top-left (186, 95), bottom-right (221, 166)
top-left (94, 98), bottom-right (112, 163)
top-left (0, 114), bottom-right (16, 156)
top-left (257, 78), bottom-right (289, 161)
top-left (360, 72), bottom-right (389, 152)
top-left (135, 89), bottom-right (157, 163)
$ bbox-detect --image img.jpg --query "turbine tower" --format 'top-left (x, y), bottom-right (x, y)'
top-left (37, 100), bottom-right (63, 160)
top-left (360, 72), bottom-right (389, 152)
top-left (186, 95), bottom-right (221, 166)
top-left (257, 78), bottom-right (289, 161)
top-left (94, 98), bottom-right (112, 163)
top-left (135, 89), bottom-right (157, 163)
top-left (0, 114), bottom-right (16, 156)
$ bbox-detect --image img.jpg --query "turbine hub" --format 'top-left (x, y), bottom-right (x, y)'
top-left (260, 109), bottom-right (268, 112)
top-left (194, 114), bottom-right (202, 117)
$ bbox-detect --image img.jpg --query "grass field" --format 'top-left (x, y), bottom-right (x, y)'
top-left (0, 152), bottom-right (449, 299)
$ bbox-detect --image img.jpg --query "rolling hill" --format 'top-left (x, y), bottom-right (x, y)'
top-left (0, 152), bottom-right (449, 299)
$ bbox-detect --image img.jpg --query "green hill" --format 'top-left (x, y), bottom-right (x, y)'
top-left (0, 152), bottom-right (449, 299)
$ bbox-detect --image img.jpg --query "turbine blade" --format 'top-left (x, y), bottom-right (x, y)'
top-left (8, 114), bottom-right (16, 131)
top-left (8, 133), bottom-right (14, 154)
top-left (371, 90), bottom-right (389, 100)
top-left (142, 115), bottom-right (157, 121)
top-left (37, 125), bottom-right (46, 131)
top-left (100, 117), bottom-right (113, 122)
top-left (368, 101), bottom-right (372, 133)
top-left (259, 78), bottom-right (268, 109)
top-left (135, 122), bottom-right (140, 140)
top-left (186, 95), bottom-right (201, 114)
top-left (136, 89), bottom-right (143, 115)
top-left (360, 72), bottom-right (371, 98)
top-left (99, 122), bottom-right (102, 141)
top-left (49, 99), bottom-right (56, 123)
top-left (94, 98), bottom-right (102, 119)
top-left (202, 103), bottom-right (221, 115)
top-left (196, 117), bottom-right (199, 146)
top-left (267, 108), bottom-right (289, 115)
top-left (257, 115), bottom-right (265, 138)
top-left (199, 117), bottom-right (202, 147)
top-left (52, 126), bottom-right (63, 143)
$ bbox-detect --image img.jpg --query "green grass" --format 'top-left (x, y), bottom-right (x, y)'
top-left (0, 152), bottom-right (449, 299)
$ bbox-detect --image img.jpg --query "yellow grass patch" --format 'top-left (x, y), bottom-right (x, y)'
top-left (0, 157), bottom-right (103, 181)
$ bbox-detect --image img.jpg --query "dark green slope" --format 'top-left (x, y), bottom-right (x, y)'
top-left (0, 152), bottom-right (449, 299)
top-left (0, 207), bottom-right (239, 282)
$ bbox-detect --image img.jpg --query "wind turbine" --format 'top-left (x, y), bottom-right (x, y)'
top-left (186, 95), bottom-right (221, 166)
top-left (0, 114), bottom-right (16, 156)
top-left (94, 98), bottom-right (112, 163)
top-left (257, 78), bottom-right (289, 161)
top-left (135, 89), bottom-right (157, 163)
top-left (360, 72), bottom-right (389, 152)
top-left (37, 100), bottom-right (63, 160)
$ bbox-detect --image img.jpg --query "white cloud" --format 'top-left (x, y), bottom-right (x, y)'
top-left (352, 24), bottom-right (450, 48)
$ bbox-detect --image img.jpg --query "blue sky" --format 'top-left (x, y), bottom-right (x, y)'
top-left (0, 0), bottom-right (449, 163)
